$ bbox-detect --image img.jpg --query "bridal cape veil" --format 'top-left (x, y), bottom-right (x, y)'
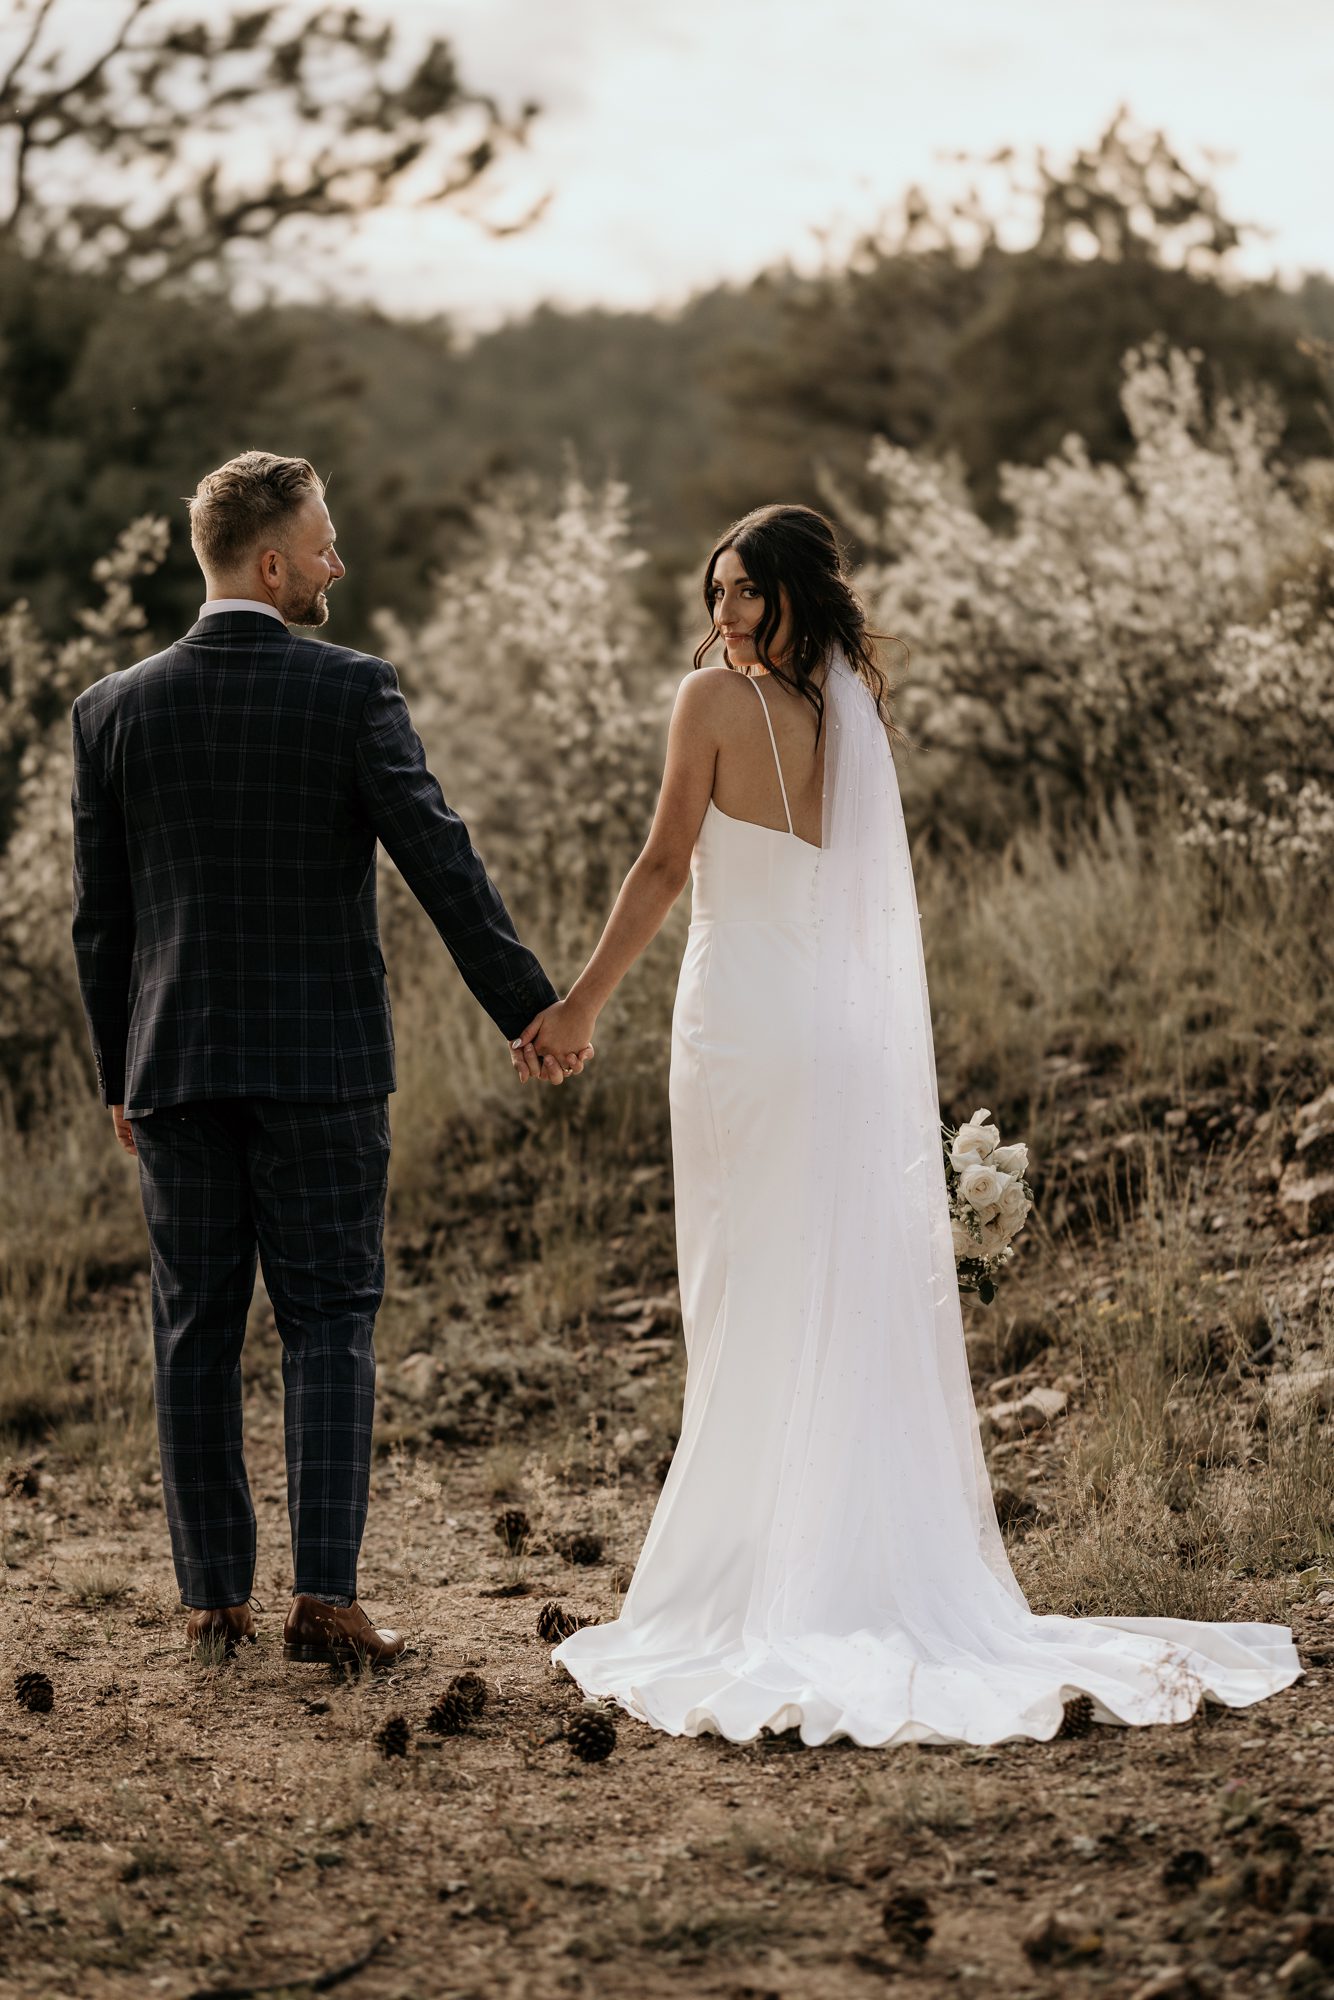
top-left (553, 651), bottom-right (1304, 1745)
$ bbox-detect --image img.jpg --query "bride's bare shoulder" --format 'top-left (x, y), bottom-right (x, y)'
top-left (673, 665), bottom-right (746, 715)
top-left (672, 667), bottom-right (756, 747)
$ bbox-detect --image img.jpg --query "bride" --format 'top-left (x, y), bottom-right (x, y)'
top-left (514, 502), bottom-right (1303, 1747)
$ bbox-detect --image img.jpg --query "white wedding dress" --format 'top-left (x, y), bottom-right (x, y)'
top-left (553, 658), bottom-right (1304, 1745)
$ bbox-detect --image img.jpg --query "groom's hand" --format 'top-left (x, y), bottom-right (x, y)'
top-left (511, 1013), bottom-right (594, 1086)
top-left (510, 1041), bottom-right (592, 1085)
top-left (510, 1040), bottom-right (594, 1085)
top-left (110, 1104), bottom-right (136, 1156)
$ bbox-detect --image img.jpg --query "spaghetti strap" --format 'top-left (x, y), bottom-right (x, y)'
top-left (749, 677), bottom-right (793, 834)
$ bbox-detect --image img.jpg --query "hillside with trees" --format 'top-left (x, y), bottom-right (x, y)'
top-left (1, 62), bottom-right (1328, 651)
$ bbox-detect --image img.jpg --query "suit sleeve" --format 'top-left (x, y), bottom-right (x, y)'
top-left (70, 701), bottom-right (133, 1105)
top-left (352, 660), bottom-right (557, 1040)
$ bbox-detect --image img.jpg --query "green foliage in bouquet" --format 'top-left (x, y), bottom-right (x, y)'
top-left (941, 1108), bottom-right (1033, 1305)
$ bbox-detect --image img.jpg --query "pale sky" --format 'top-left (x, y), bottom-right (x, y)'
top-left (340, 0), bottom-right (1334, 323)
top-left (13, 0), bottom-right (1334, 324)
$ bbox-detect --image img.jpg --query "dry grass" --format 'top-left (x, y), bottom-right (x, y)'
top-left (64, 1558), bottom-right (134, 1609)
top-left (1, 1046), bottom-right (147, 1466)
top-left (923, 797), bottom-right (1334, 1136)
top-left (1006, 1146), bottom-right (1334, 1632)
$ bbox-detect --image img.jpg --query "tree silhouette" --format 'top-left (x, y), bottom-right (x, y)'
top-left (968, 108), bottom-right (1253, 271)
top-left (0, 0), bottom-right (541, 287)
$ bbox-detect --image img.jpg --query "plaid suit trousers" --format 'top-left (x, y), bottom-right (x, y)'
top-left (133, 1094), bottom-right (391, 1607)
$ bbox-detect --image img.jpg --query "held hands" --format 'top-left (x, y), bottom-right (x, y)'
top-left (510, 996), bottom-right (599, 1086)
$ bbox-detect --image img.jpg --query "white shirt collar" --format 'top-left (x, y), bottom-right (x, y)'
top-left (199, 597), bottom-right (288, 626)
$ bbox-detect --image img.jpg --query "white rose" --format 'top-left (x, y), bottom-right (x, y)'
top-left (991, 1141), bottom-right (1029, 1177)
top-left (978, 1217), bottom-right (1010, 1257)
top-left (950, 1115), bottom-right (999, 1169)
top-left (998, 1179), bottom-right (1029, 1222)
top-left (951, 1218), bottom-right (978, 1260)
top-left (959, 1163), bottom-right (1008, 1213)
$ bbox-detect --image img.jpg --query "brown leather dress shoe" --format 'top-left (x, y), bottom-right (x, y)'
top-left (282, 1596), bottom-right (406, 1668)
top-left (185, 1603), bottom-right (257, 1654)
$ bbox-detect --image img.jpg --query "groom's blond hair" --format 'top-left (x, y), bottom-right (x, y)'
top-left (188, 451), bottom-right (325, 572)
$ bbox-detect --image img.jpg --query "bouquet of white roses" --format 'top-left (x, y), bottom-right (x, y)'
top-left (942, 1107), bottom-right (1033, 1305)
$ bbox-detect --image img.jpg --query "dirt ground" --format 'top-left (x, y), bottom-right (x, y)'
top-left (3, 1329), bottom-right (1333, 2000)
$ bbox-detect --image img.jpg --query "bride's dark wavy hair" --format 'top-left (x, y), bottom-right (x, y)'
top-left (692, 502), bottom-right (907, 742)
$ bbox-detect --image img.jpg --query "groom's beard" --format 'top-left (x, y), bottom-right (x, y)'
top-left (285, 587), bottom-right (330, 628)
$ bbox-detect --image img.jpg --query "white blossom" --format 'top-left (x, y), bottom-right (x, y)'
top-left (851, 338), bottom-right (1325, 874)
top-left (0, 519), bottom-right (170, 1074)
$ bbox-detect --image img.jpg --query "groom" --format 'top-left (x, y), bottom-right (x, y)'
top-left (70, 450), bottom-right (584, 1664)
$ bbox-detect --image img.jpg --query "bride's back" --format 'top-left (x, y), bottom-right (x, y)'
top-left (708, 668), bottom-right (825, 848)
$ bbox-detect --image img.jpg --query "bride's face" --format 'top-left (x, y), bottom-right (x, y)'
top-left (710, 547), bottom-right (792, 671)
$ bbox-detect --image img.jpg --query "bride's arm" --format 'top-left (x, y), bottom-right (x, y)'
top-left (516, 671), bottom-right (724, 1069)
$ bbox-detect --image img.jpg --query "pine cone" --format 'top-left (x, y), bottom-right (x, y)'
top-left (883, 1888), bottom-right (934, 1954)
top-left (447, 1671), bottom-right (487, 1720)
top-left (493, 1507), bottom-right (531, 1553)
top-left (1056, 1693), bottom-right (1095, 1739)
top-left (536, 1600), bottom-right (582, 1643)
top-left (567, 1703), bottom-right (617, 1763)
top-left (1162, 1848), bottom-right (1212, 1896)
top-left (426, 1688), bottom-right (472, 1737)
top-left (557, 1531), bottom-right (604, 1567)
top-left (375, 1714), bottom-right (410, 1759)
top-left (15, 1670), bottom-right (53, 1715)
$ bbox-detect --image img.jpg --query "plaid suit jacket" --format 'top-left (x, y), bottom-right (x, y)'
top-left (70, 610), bottom-right (557, 1115)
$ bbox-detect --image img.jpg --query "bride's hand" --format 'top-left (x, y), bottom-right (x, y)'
top-left (509, 1029), bottom-right (595, 1085)
top-left (511, 1000), bottom-right (597, 1085)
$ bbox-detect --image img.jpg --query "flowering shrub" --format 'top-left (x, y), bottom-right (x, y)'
top-left (852, 340), bottom-right (1320, 855)
top-left (1174, 492), bottom-right (1334, 877)
top-left (943, 1106), bottom-right (1033, 1304)
top-left (377, 469), bottom-right (670, 972)
top-left (0, 518), bottom-right (170, 1102)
